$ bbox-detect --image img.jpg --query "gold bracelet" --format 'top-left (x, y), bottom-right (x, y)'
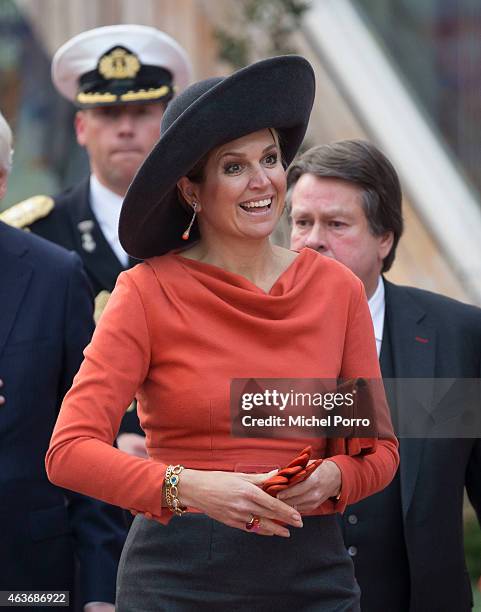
top-left (164, 465), bottom-right (188, 516)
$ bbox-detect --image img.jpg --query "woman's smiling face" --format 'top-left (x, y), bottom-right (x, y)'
top-left (179, 129), bottom-right (286, 243)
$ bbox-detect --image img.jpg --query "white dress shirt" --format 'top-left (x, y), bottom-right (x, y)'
top-left (368, 276), bottom-right (385, 358)
top-left (89, 174), bottom-right (129, 267)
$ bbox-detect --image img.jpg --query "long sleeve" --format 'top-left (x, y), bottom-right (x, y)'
top-left (327, 278), bottom-right (399, 512)
top-left (46, 270), bottom-right (167, 520)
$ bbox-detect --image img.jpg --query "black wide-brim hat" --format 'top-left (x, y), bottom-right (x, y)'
top-left (119, 55), bottom-right (315, 259)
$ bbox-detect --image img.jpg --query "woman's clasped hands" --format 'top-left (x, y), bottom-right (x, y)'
top-left (178, 469), bottom-right (303, 537)
top-left (277, 460), bottom-right (342, 513)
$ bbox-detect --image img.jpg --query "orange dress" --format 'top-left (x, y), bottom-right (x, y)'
top-left (46, 248), bottom-right (398, 522)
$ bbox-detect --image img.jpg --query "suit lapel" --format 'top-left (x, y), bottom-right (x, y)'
top-left (66, 180), bottom-right (124, 292)
top-left (0, 224), bottom-right (33, 359)
top-left (383, 279), bottom-right (436, 517)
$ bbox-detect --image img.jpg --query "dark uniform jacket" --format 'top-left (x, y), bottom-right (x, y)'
top-left (342, 279), bottom-right (481, 612)
top-left (29, 178), bottom-right (138, 296)
top-left (0, 222), bottom-right (126, 607)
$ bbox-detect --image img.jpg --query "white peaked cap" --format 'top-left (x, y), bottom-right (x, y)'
top-left (52, 24), bottom-right (192, 103)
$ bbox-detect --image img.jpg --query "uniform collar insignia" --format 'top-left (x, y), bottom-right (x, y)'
top-left (77, 220), bottom-right (96, 252)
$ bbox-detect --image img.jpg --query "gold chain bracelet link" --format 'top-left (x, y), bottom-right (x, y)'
top-left (164, 464), bottom-right (188, 516)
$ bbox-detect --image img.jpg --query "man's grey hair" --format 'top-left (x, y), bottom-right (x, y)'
top-left (0, 111), bottom-right (13, 173)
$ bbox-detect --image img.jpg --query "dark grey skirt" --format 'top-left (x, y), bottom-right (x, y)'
top-left (116, 514), bottom-right (360, 612)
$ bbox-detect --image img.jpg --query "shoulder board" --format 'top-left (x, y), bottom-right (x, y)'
top-left (0, 195), bottom-right (55, 229)
top-left (94, 290), bottom-right (111, 324)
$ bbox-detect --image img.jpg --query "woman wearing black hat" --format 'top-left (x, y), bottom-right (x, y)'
top-left (47, 56), bottom-right (398, 611)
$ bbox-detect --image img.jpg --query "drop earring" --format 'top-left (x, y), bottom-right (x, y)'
top-left (182, 201), bottom-right (197, 240)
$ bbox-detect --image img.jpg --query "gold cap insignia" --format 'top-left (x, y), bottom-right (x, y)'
top-left (0, 195), bottom-right (54, 229)
top-left (99, 48), bottom-right (141, 80)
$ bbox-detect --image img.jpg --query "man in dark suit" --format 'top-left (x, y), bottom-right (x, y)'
top-left (0, 112), bottom-right (126, 611)
top-left (287, 139), bottom-right (481, 611)
top-left (3, 25), bottom-right (191, 454)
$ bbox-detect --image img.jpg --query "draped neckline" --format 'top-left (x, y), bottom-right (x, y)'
top-left (171, 247), bottom-right (309, 297)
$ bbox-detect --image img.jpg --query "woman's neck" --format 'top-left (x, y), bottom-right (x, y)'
top-left (179, 237), bottom-right (289, 287)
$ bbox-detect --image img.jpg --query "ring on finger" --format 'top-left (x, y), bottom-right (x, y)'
top-left (245, 514), bottom-right (261, 531)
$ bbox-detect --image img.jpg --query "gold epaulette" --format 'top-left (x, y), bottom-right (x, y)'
top-left (0, 195), bottom-right (54, 229)
top-left (94, 289), bottom-right (111, 324)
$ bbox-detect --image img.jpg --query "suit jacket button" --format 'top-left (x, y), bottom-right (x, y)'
top-left (347, 545), bottom-right (358, 557)
top-left (348, 514), bottom-right (358, 525)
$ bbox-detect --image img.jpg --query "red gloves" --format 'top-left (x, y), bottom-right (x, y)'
top-left (324, 378), bottom-right (378, 458)
top-left (262, 445), bottom-right (322, 497)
